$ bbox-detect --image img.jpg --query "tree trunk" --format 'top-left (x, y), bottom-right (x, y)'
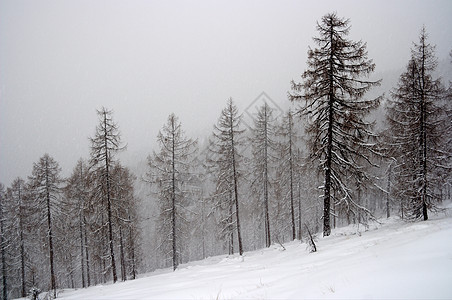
top-left (104, 113), bottom-right (118, 283)
top-left (119, 227), bottom-right (126, 282)
top-left (45, 160), bottom-right (57, 298)
top-left (79, 214), bottom-right (86, 288)
top-left (171, 121), bottom-right (178, 271)
top-left (83, 217), bottom-right (91, 287)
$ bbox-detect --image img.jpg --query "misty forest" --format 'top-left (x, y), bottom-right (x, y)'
top-left (1, 12), bottom-right (451, 299)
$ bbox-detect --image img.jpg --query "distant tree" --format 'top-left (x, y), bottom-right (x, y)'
top-left (385, 28), bottom-right (448, 220)
top-left (289, 12), bottom-right (381, 236)
top-left (250, 103), bottom-right (277, 247)
top-left (5, 177), bottom-right (32, 298)
top-left (0, 183), bottom-right (7, 300)
top-left (110, 163), bottom-right (140, 281)
top-left (148, 114), bottom-right (197, 270)
top-left (64, 159), bottom-right (91, 288)
top-left (89, 108), bottom-right (125, 283)
top-left (29, 154), bottom-right (62, 298)
top-left (274, 110), bottom-right (298, 241)
top-left (207, 98), bottom-right (245, 255)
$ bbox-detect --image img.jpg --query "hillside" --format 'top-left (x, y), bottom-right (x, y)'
top-left (43, 204), bottom-right (452, 300)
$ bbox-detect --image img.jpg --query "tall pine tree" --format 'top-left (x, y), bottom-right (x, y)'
top-left (89, 107), bottom-right (125, 283)
top-left (385, 28), bottom-right (448, 220)
top-left (148, 114), bottom-right (196, 270)
top-left (207, 98), bottom-right (245, 255)
top-left (289, 13), bottom-right (381, 236)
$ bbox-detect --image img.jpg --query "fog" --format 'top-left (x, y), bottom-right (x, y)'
top-left (1, 0), bottom-right (451, 186)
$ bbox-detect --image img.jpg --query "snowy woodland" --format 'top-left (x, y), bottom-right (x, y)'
top-left (0, 11), bottom-right (451, 300)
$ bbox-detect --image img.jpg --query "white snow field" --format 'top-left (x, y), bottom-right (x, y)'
top-left (56, 209), bottom-right (452, 300)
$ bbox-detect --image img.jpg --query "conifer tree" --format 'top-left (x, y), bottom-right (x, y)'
top-left (207, 98), bottom-right (245, 255)
top-left (385, 28), bottom-right (448, 220)
top-left (29, 154), bottom-right (62, 298)
top-left (250, 103), bottom-right (277, 247)
top-left (148, 114), bottom-right (196, 270)
top-left (289, 12), bottom-right (381, 236)
top-left (89, 107), bottom-right (125, 283)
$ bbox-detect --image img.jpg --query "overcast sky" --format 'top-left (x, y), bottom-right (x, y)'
top-left (1, 0), bottom-right (451, 186)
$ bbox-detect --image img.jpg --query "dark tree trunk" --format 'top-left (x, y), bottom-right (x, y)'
top-left (103, 114), bottom-right (118, 283)
top-left (171, 123), bottom-right (178, 271)
top-left (45, 161), bottom-right (57, 298)
top-left (119, 227), bottom-right (126, 282)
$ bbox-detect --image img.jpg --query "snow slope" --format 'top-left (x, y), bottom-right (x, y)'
top-left (56, 210), bottom-right (452, 300)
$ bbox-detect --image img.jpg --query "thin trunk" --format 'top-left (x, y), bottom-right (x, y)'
top-left (104, 113), bottom-right (118, 283)
top-left (171, 120), bottom-right (178, 271)
top-left (45, 159), bottom-right (57, 298)
top-left (229, 110), bottom-right (243, 255)
top-left (420, 42), bottom-right (428, 221)
top-left (83, 217), bottom-right (91, 287)
top-left (119, 227), bottom-right (126, 282)
top-left (387, 163), bottom-right (391, 218)
top-left (323, 25), bottom-right (334, 237)
top-left (263, 105), bottom-right (271, 247)
top-left (289, 114), bottom-right (296, 240)
top-left (19, 187), bottom-right (26, 297)
top-left (79, 214), bottom-right (85, 288)
top-left (128, 221), bottom-right (136, 280)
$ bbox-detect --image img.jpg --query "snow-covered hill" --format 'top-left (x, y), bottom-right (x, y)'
top-left (50, 207), bottom-right (452, 299)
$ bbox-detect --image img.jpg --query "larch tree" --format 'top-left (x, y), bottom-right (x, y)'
top-left (289, 12), bottom-right (381, 236)
top-left (250, 102), bottom-right (277, 247)
top-left (110, 163), bottom-right (140, 281)
top-left (148, 114), bottom-right (197, 271)
top-left (29, 154), bottom-right (62, 298)
top-left (207, 98), bottom-right (245, 255)
top-left (5, 177), bottom-right (31, 298)
top-left (275, 110), bottom-right (298, 241)
top-left (89, 107), bottom-right (125, 283)
top-left (64, 159), bottom-right (92, 288)
top-left (385, 28), bottom-right (448, 220)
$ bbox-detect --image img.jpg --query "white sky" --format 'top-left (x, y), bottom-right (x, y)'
top-left (1, 0), bottom-right (451, 186)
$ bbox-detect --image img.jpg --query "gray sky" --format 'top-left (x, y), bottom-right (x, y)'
top-left (1, 0), bottom-right (451, 186)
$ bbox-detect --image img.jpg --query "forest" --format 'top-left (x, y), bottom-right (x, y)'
top-left (0, 12), bottom-right (451, 299)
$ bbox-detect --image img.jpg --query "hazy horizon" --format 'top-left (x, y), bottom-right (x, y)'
top-left (1, 0), bottom-right (452, 186)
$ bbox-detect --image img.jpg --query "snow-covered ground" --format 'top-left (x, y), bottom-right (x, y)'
top-left (55, 207), bottom-right (452, 300)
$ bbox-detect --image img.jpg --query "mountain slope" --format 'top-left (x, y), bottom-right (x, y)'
top-left (55, 207), bottom-right (452, 300)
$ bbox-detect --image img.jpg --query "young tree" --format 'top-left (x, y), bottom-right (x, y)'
top-left (275, 110), bottom-right (298, 241)
top-left (207, 98), bottom-right (245, 255)
top-left (385, 28), bottom-right (448, 220)
top-left (29, 154), bottom-right (62, 298)
top-left (250, 103), bottom-right (277, 247)
top-left (89, 107), bottom-right (125, 283)
top-left (289, 12), bottom-right (381, 236)
top-left (148, 114), bottom-right (196, 270)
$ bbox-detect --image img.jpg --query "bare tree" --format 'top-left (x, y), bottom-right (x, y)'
top-left (148, 114), bottom-right (196, 270)
top-left (289, 12), bottom-right (381, 236)
top-left (64, 159), bottom-right (91, 288)
top-left (250, 103), bottom-right (277, 247)
top-left (385, 28), bottom-right (448, 220)
top-left (207, 98), bottom-right (245, 255)
top-left (29, 154), bottom-right (62, 298)
top-left (89, 107), bottom-right (125, 283)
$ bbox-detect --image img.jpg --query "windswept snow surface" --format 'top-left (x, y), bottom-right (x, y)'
top-left (58, 211), bottom-right (452, 299)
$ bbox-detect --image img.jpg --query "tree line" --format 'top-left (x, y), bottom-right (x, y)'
top-left (0, 12), bottom-right (451, 299)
